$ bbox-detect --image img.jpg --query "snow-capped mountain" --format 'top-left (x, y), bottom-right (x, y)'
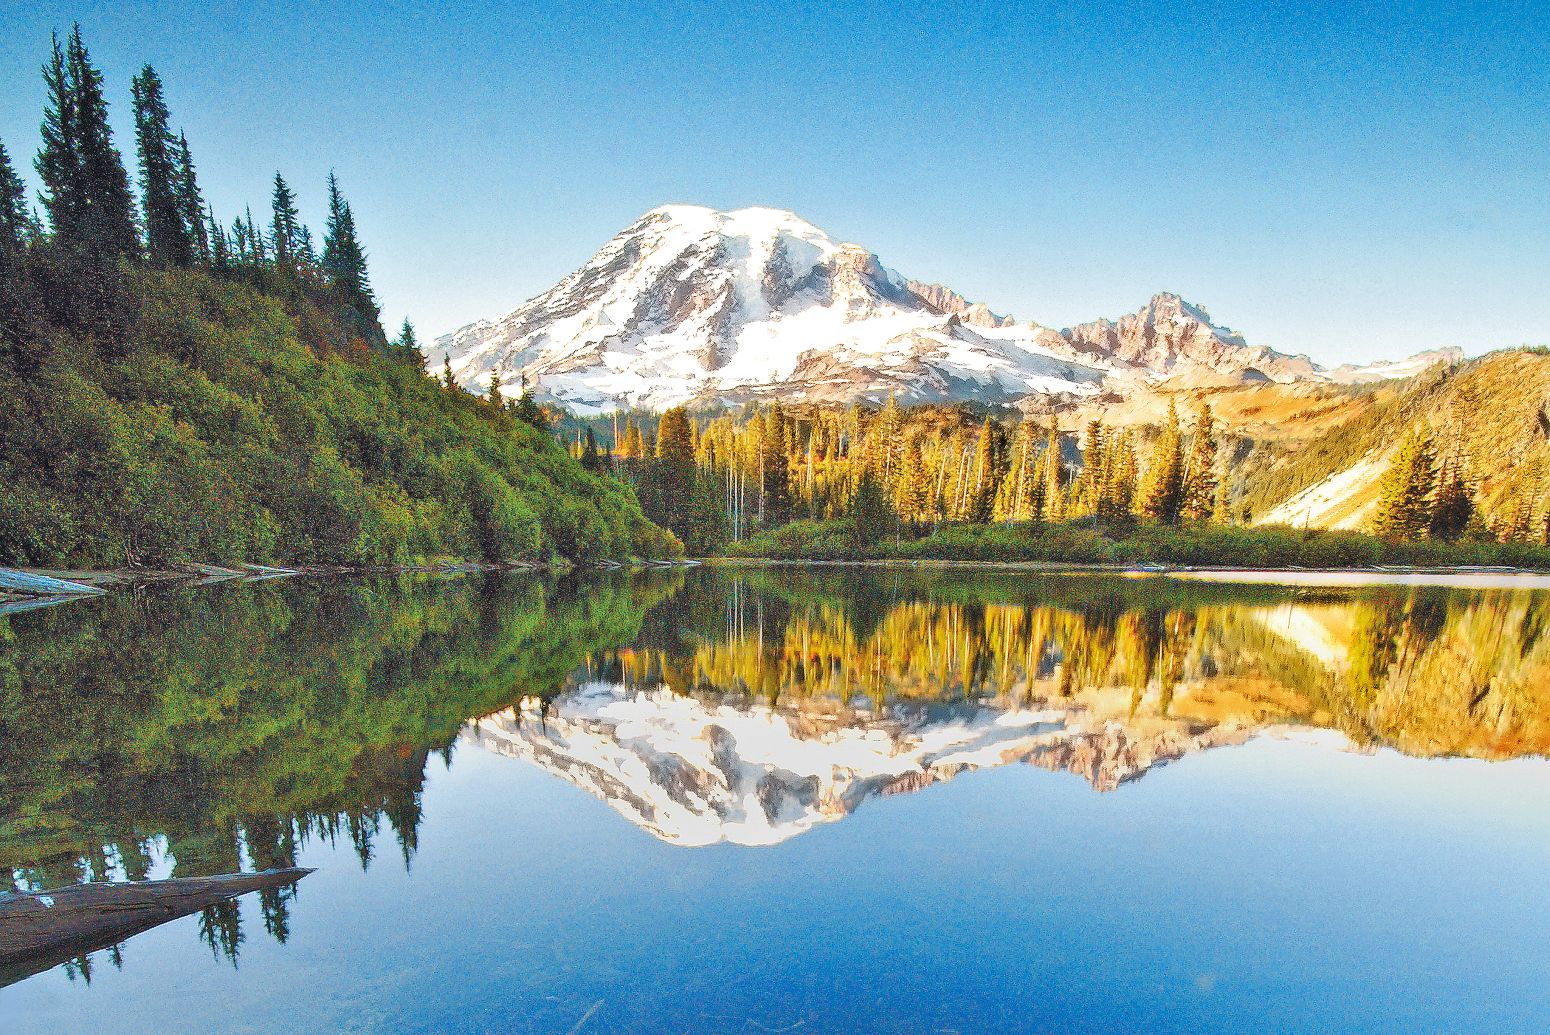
top-left (463, 683), bottom-right (1252, 846)
top-left (431, 205), bottom-right (1456, 413)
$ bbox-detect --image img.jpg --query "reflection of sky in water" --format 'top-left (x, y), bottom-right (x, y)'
top-left (5, 735), bottom-right (1549, 1033)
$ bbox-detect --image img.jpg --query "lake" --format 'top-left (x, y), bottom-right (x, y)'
top-left (3, 565), bottom-right (1549, 1033)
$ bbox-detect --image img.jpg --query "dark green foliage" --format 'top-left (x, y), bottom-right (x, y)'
top-left (321, 172), bottom-right (383, 344)
top-left (130, 65), bottom-right (192, 267)
top-left (38, 28), bottom-right (140, 261)
top-left (848, 470), bottom-right (898, 547)
top-left (581, 427), bottom-right (602, 472)
top-left (0, 142), bottom-right (30, 252)
top-left (634, 406), bottom-right (726, 552)
top-left (269, 172), bottom-right (302, 274)
top-left (174, 133), bottom-right (210, 262)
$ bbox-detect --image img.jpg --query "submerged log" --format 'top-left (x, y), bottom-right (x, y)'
top-left (0, 868), bottom-right (313, 987)
top-left (0, 568), bottom-right (106, 596)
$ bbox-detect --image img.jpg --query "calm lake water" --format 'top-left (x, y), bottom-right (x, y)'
top-left (3, 566), bottom-right (1549, 1033)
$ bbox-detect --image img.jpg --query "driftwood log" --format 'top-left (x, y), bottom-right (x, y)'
top-left (0, 868), bottom-right (313, 987)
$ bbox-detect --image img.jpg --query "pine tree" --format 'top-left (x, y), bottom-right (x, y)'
top-left (443, 354), bottom-right (455, 389)
top-left (514, 372), bottom-right (544, 427)
top-left (1180, 399), bottom-right (1218, 522)
top-left (1075, 420), bottom-right (1105, 517)
top-left (131, 65), bottom-right (193, 266)
top-left (321, 172), bottom-right (383, 340)
top-left (1098, 432), bottom-right (1138, 526)
top-left (488, 370), bottom-right (504, 409)
top-left (0, 142), bottom-right (30, 254)
top-left (850, 470), bottom-right (897, 547)
top-left (36, 33), bottom-right (81, 243)
top-left (580, 427), bottom-right (602, 472)
top-left (1140, 400), bottom-right (1185, 524)
top-left (270, 172), bottom-right (301, 273)
top-left (64, 26), bottom-right (138, 259)
top-left (761, 402), bottom-right (792, 525)
top-left (174, 132), bottom-right (210, 262)
top-left (206, 205), bottom-right (229, 271)
top-left (1429, 450), bottom-right (1474, 540)
top-left (1039, 423), bottom-right (1064, 521)
top-left (1371, 431), bottom-right (1436, 540)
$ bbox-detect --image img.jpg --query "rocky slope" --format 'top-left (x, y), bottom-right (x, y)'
top-left (433, 205), bottom-right (1442, 414)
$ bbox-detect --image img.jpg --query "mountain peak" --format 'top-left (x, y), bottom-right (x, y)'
top-left (431, 205), bottom-right (1373, 411)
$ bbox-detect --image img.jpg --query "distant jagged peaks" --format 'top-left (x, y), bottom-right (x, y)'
top-left (430, 205), bottom-right (1452, 413)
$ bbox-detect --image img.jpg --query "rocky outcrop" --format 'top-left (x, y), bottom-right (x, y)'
top-left (1061, 293), bottom-right (1320, 383)
top-left (906, 281), bottom-right (1014, 327)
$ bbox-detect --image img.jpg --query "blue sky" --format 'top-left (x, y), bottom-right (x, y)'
top-left (1, 1), bottom-right (1546, 363)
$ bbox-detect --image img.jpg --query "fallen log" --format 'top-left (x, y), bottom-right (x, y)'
top-left (0, 568), bottom-right (106, 597)
top-left (0, 868), bottom-right (313, 987)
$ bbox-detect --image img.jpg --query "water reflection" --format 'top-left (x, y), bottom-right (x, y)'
top-left (4, 567), bottom-right (1548, 979)
top-left (465, 570), bottom-right (1550, 845)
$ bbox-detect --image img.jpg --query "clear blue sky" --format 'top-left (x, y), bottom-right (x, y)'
top-left (1, 1), bottom-right (1546, 363)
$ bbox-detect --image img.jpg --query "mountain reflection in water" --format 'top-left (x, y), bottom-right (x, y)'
top-left (465, 571), bottom-right (1550, 845)
top-left (3, 566), bottom-right (1548, 977)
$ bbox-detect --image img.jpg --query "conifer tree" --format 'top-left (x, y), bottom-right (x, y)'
top-left (1371, 431), bottom-right (1436, 540)
top-left (1180, 400), bottom-right (1218, 522)
top-left (64, 26), bottom-right (139, 259)
top-left (0, 142), bottom-right (30, 254)
top-left (1075, 420), bottom-right (1105, 517)
top-left (443, 354), bottom-right (456, 390)
top-left (131, 65), bottom-right (192, 266)
top-left (1429, 450), bottom-right (1474, 540)
top-left (514, 372), bottom-right (544, 427)
top-left (850, 470), bottom-right (897, 548)
top-left (580, 427), bottom-right (602, 472)
top-left (206, 205), bottom-right (229, 271)
top-left (1039, 424), bottom-right (1064, 521)
top-left (36, 33), bottom-right (81, 243)
top-left (488, 370), bottom-right (504, 410)
top-left (1140, 400), bottom-right (1186, 524)
top-left (761, 402), bottom-right (792, 525)
top-left (1098, 432), bottom-right (1138, 526)
top-left (36, 27), bottom-right (138, 259)
top-left (269, 172), bottom-right (301, 273)
top-left (175, 132), bottom-right (210, 262)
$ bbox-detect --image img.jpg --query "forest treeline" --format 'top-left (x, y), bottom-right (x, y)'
top-left (574, 383), bottom-right (1550, 566)
top-left (0, 27), bottom-right (677, 568)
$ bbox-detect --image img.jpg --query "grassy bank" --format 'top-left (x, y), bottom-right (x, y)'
top-left (724, 518), bottom-right (1550, 570)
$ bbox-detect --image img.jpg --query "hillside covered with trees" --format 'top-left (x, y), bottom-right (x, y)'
top-left (583, 363), bottom-right (1550, 567)
top-left (0, 28), bottom-right (677, 569)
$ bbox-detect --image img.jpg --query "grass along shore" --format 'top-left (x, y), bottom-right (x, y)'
top-left (723, 518), bottom-right (1550, 572)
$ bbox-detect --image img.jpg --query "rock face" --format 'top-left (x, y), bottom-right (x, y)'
top-left (1060, 292), bottom-right (1321, 382)
top-left (462, 683), bottom-right (1253, 846)
top-left (431, 205), bottom-right (1386, 413)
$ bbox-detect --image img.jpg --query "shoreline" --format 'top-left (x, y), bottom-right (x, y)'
top-left (8, 554), bottom-right (1550, 613)
top-left (700, 556), bottom-right (1550, 588)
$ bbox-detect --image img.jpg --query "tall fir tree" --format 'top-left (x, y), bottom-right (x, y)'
top-left (269, 172), bottom-right (301, 273)
top-left (36, 33), bottom-right (82, 244)
top-left (321, 171), bottom-right (382, 340)
top-left (580, 427), bottom-right (602, 472)
top-left (174, 132), bottom-right (210, 262)
top-left (1428, 449), bottom-right (1474, 540)
top-left (0, 141), bottom-right (30, 254)
top-left (1180, 399), bottom-right (1218, 522)
top-left (131, 65), bottom-right (193, 266)
top-left (64, 26), bottom-right (139, 259)
top-left (1371, 431), bottom-right (1436, 540)
top-left (1140, 400), bottom-right (1186, 524)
